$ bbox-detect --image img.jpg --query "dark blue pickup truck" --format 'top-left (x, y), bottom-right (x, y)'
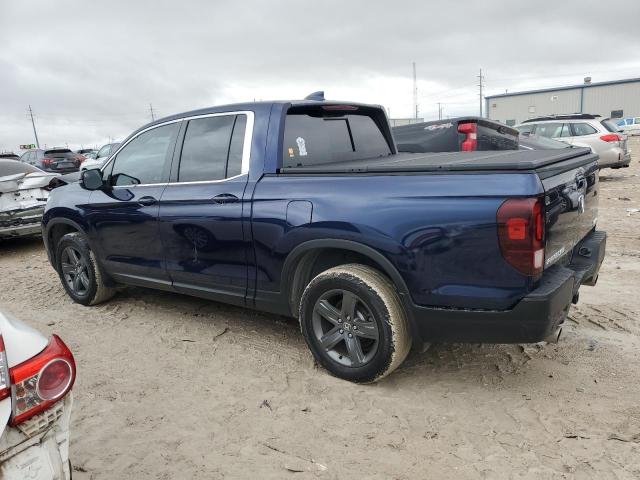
top-left (42, 95), bottom-right (606, 382)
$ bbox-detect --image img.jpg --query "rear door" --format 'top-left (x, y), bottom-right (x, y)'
top-left (85, 122), bottom-right (181, 288)
top-left (158, 112), bottom-right (252, 306)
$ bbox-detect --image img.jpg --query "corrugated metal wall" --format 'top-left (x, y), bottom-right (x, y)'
top-left (486, 80), bottom-right (640, 125)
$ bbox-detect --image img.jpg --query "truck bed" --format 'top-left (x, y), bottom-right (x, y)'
top-left (279, 147), bottom-right (597, 179)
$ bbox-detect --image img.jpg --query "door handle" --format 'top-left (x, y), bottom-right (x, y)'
top-left (138, 196), bottom-right (158, 206)
top-left (211, 194), bottom-right (239, 204)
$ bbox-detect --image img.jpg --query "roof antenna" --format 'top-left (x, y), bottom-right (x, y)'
top-left (304, 91), bottom-right (325, 101)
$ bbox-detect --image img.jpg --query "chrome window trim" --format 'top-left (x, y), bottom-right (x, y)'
top-left (102, 110), bottom-right (255, 187)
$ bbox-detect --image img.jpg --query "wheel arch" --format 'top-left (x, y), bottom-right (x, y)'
top-left (44, 218), bottom-right (89, 269)
top-left (282, 239), bottom-right (415, 331)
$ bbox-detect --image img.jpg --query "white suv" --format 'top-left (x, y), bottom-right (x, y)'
top-left (515, 114), bottom-right (631, 169)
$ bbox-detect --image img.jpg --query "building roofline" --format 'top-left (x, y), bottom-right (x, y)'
top-left (485, 77), bottom-right (640, 99)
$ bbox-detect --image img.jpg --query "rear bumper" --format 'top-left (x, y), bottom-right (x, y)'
top-left (0, 396), bottom-right (72, 480)
top-left (612, 152), bottom-right (631, 168)
top-left (410, 230), bottom-right (606, 343)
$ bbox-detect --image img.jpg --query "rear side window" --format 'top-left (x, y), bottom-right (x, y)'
top-left (283, 110), bottom-right (391, 167)
top-left (535, 123), bottom-right (564, 138)
top-left (178, 114), bottom-right (247, 182)
top-left (572, 123), bottom-right (598, 136)
top-left (108, 123), bottom-right (179, 186)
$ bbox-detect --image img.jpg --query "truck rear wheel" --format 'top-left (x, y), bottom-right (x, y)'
top-left (299, 264), bottom-right (411, 383)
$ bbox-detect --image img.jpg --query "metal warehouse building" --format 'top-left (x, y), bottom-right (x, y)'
top-left (485, 77), bottom-right (640, 126)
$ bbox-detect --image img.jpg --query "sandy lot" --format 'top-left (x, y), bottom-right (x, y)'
top-left (1, 139), bottom-right (640, 479)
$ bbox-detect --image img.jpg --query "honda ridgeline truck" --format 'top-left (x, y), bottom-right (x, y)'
top-left (42, 93), bottom-right (606, 383)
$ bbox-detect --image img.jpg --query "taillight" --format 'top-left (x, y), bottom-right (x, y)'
top-left (458, 122), bottom-right (478, 151)
top-left (9, 335), bottom-right (75, 425)
top-left (600, 133), bottom-right (622, 143)
top-left (497, 198), bottom-right (545, 276)
top-left (42, 157), bottom-right (53, 167)
top-left (0, 336), bottom-right (9, 402)
top-left (76, 154), bottom-right (86, 164)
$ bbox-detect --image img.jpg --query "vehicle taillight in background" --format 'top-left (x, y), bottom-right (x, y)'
top-left (600, 133), bottom-right (622, 144)
top-left (0, 336), bottom-right (9, 401)
top-left (9, 335), bottom-right (75, 425)
top-left (75, 154), bottom-right (86, 164)
top-left (497, 198), bottom-right (545, 276)
top-left (458, 122), bottom-right (478, 151)
top-left (41, 157), bottom-right (53, 167)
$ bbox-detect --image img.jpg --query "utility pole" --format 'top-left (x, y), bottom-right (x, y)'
top-left (412, 62), bottom-right (418, 120)
top-left (149, 103), bottom-right (156, 122)
top-left (477, 68), bottom-right (485, 118)
top-left (28, 105), bottom-right (40, 148)
top-left (437, 102), bottom-right (443, 120)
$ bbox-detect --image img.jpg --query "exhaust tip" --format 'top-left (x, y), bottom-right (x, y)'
top-left (544, 328), bottom-right (562, 344)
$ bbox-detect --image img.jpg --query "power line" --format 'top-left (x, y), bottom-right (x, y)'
top-left (412, 62), bottom-right (419, 120)
top-left (28, 105), bottom-right (40, 148)
top-left (149, 103), bottom-right (156, 122)
top-left (477, 68), bottom-right (485, 118)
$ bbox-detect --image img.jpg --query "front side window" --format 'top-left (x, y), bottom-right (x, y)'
top-left (516, 124), bottom-right (535, 135)
top-left (97, 145), bottom-right (111, 158)
top-left (109, 123), bottom-right (179, 186)
top-left (572, 123), bottom-right (597, 136)
top-left (178, 114), bottom-right (247, 182)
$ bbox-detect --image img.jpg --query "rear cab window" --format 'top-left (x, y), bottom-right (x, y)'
top-left (282, 105), bottom-right (392, 168)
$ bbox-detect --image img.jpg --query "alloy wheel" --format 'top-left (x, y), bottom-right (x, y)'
top-left (60, 246), bottom-right (90, 296)
top-left (311, 289), bottom-right (380, 367)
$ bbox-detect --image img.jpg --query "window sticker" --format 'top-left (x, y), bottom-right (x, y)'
top-left (288, 147), bottom-right (295, 158)
top-left (296, 137), bottom-right (308, 156)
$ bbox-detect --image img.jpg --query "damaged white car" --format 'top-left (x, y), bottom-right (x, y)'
top-left (0, 160), bottom-right (59, 239)
top-left (0, 310), bottom-right (75, 479)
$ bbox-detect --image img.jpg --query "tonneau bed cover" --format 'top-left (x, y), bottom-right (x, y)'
top-left (279, 147), bottom-right (597, 179)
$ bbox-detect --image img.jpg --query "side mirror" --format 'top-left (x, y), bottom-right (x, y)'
top-left (81, 168), bottom-right (105, 190)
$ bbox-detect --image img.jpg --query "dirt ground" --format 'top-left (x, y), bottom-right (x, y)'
top-left (1, 139), bottom-right (640, 480)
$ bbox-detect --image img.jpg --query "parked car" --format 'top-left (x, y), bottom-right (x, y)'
top-left (80, 142), bottom-right (120, 171)
top-left (43, 95), bottom-right (606, 383)
top-left (0, 310), bottom-right (75, 479)
top-left (0, 160), bottom-right (59, 238)
top-left (0, 153), bottom-right (20, 161)
top-left (393, 117), bottom-right (519, 153)
top-left (515, 114), bottom-right (631, 169)
top-left (19, 148), bottom-right (85, 173)
top-left (615, 117), bottom-right (640, 136)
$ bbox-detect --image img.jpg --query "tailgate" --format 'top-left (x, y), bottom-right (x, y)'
top-left (542, 158), bottom-right (599, 268)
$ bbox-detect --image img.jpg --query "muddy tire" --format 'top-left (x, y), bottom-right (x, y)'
top-left (55, 232), bottom-right (116, 306)
top-left (299, 264), bottom-right (411, 383)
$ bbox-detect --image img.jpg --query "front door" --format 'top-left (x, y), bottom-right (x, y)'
top-left (86, 122), bottom-right (181, 288)
top-left (158, 112), bottom-right (252, 306)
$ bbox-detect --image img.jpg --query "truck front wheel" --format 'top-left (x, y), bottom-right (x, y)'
top-left (299, 264), bottom-right (411, 383)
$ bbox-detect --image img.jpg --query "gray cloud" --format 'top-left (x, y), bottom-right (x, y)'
top-left (1, 0), bottom-right (639, 151)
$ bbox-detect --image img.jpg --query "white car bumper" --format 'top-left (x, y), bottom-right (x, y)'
top-left (0, 395), bottom-right (72, 480)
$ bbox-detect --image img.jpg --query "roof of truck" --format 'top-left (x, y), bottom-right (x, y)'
top-left (132, 97), bottom-right (382, 134)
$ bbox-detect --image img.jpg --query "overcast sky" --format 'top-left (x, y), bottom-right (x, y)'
top-left (1, 0), bottom-right (639, 152)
